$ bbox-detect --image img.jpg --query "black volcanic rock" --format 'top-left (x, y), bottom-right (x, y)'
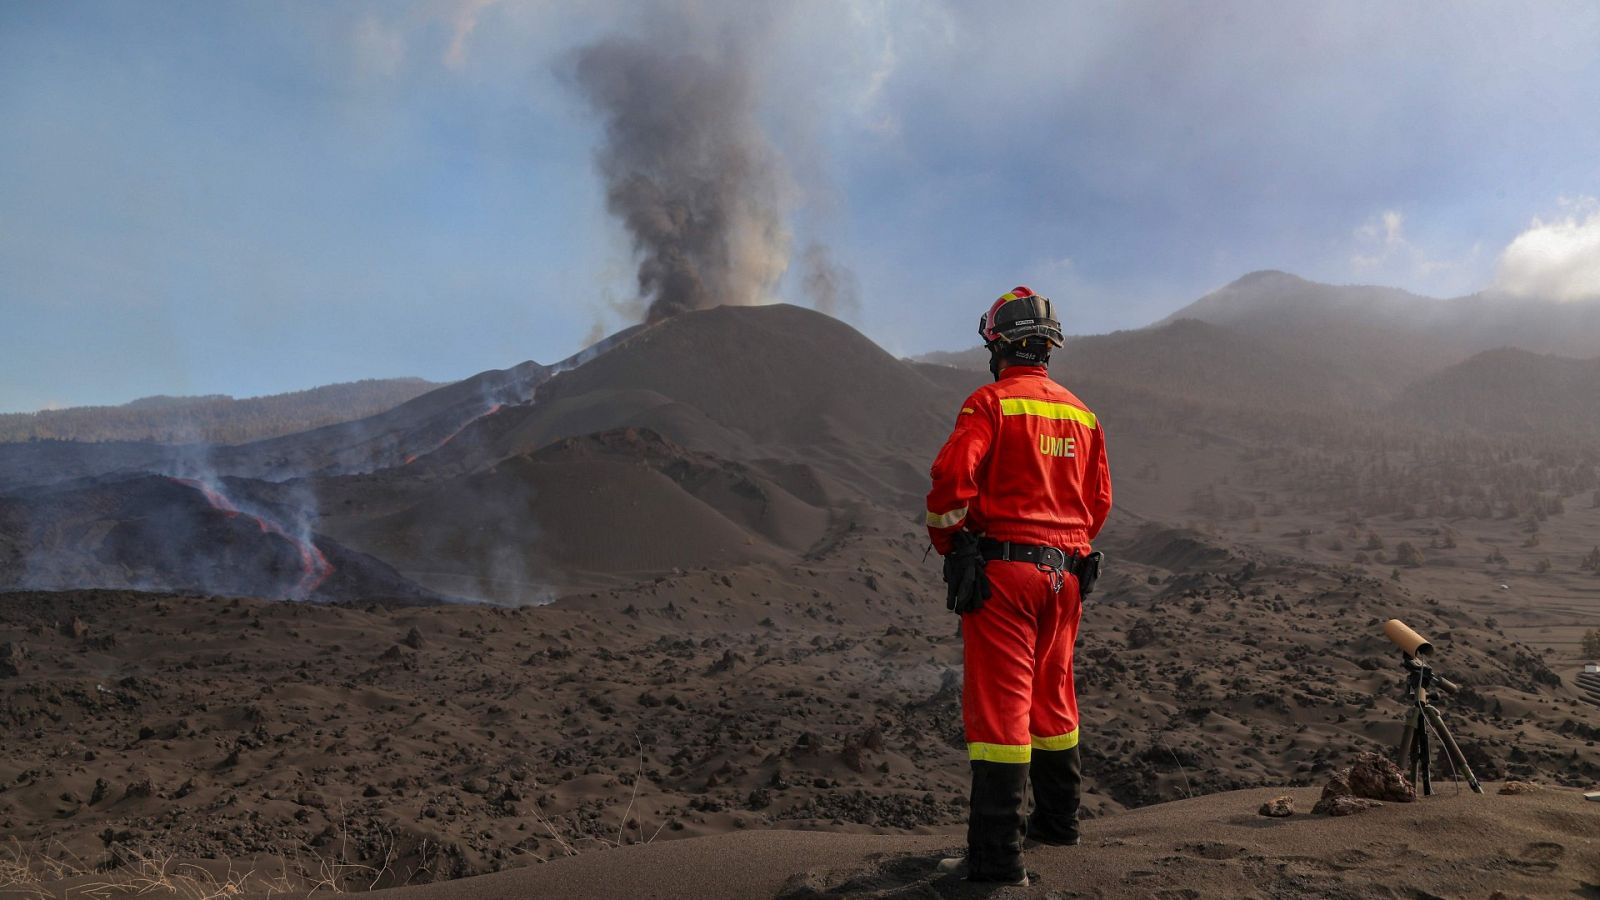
top-left (0, 475), bottom-right (437, 604)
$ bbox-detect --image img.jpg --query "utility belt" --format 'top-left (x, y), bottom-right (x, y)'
top-left (978, 538), bottom-right (1103, 596)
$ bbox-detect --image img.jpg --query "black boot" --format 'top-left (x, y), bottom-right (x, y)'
top-left (1026, 745), bottom-right (1081, 846)
top-left (964, 760), bottom-right (1029, 883)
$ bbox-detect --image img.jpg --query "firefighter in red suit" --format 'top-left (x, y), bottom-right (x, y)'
top-left (927, 286), bottom-right (1112, 884)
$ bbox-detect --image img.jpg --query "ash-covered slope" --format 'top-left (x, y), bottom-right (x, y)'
top-left (413, 304), bottom-right (964, 501)
top-left (323, 428), bottom-right (832, 601)
top-left (221, 360), bottom-right (553, 479)
top-left (313, 305), bottom-right (966, 598)
top-left (1390, 348), bottom-right (1600, 434)
top-left (0, 474), bottom-right (437, 603)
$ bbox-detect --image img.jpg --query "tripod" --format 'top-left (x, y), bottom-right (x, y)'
top-left (1396, 654), bottom-right (1484, 795)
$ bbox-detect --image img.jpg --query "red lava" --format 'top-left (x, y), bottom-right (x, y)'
top-left (403, 403), bottom-right (505, 466)
top-left (169, 477), bottom-right (333, 598)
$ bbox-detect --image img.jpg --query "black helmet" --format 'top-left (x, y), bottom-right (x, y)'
top-left (979, 286), bottom-right (1064, 363)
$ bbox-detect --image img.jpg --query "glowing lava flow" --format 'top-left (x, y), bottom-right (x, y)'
top-left (404, 402), bottom-right (505, 466)
top-left (169, 477), bottom-right (334, 599)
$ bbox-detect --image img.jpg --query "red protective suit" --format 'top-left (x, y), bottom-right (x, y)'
top-left (926, 365), bottom-right (1112, 763)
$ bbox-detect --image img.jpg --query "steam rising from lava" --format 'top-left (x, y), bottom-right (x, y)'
top-left (574, 34), bottom-right (790, 324)
top-left (403, 403), bottom-right (505, 466)
top-left (169, 477), bottom-right (333, 599)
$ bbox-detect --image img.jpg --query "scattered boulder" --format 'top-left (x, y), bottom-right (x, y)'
top-left (1313, 773), bottom-right (1358, 815)
top-left (1258, 795), bottom-right (1294, 817)
top-left (1499, 781), bottom-right (1541, 795)
top-left (403, 626), bottom-right (425, 649)
top-left (63, 616), bottom-right (90, 639)
top-left (1126, 620), bottom-right (1158, 650)
top-left (840, 744), bottom-right (866, 774)
top-left (1313, 752), bottom-right (1415, 815)
top-left (708, 649), bottom-right (743, 674)
top-left (1317, 796), bottom-right (1383, 817)
top-left (0, 641), bottom-right (25, 677)
top-left (1347, 751), bottom-right (1415, 802)
top-left (122, 779), bottom-right (155, 800)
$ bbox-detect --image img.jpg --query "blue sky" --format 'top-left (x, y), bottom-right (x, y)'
top-left (3, 1), bottom-right (1599, 412)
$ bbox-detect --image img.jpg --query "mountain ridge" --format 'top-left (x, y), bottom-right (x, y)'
top-left (0, 377), bottom-right (444, 445)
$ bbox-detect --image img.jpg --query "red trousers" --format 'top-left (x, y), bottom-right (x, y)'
top-left (962, 560), bottom-right (1082, 762)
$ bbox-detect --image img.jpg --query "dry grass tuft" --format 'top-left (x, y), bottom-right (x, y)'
top-left (2, 833), bottom-right (383, 898)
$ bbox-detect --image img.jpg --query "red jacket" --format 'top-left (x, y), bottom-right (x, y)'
top-left (926, 366), bottom-right (1112, 555)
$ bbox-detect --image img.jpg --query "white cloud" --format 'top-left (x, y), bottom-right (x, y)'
top-left (1493, 197), bottom-right (1600, 302)
top-left (353, 15), bottom-right (407, 77)
top-left (1350, 209), bottom-right (1408, 269)
top-left (444, 0), bottom-right (502, 70)
top-left (1348, 208), bottom-right (1483, 294)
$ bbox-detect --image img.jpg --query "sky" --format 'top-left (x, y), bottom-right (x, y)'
top-left (3, 0), bottom-right (1599, 412)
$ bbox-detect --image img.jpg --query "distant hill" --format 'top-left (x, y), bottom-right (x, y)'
top-left (0, 378), bottom-right (444, 445)
top-left (916, 318), bottom-right (1380, 411)
top-left (0, 359), bottom-right (559, 492)
top-left (921, 272), bottom-right (1600, 413)
top-left (1390, 348), bottom-right (1600, 434)
top-left (1163, 271), bottom-right (1600, 394)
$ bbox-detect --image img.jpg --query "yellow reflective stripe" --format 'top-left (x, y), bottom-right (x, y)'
top-left (968, 742), bottom-right (1031, 763)
top-left (1031, 728), bottom-right (1079, 751)
top-left (926, 506), bottom-right (968, 529)
top-left (999, 397), bottom-right (1097, 428)
top-left (960, 407), bottom-right (975, 415)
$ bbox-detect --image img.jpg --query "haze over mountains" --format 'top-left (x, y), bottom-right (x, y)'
top-left (3, 271), bottom-right (1599, 599)
top-left (1162, 270), bottom-right (1600, 395)
top-left (3, 271), bottom-right (1599, 890)
top-left (926, 271), bottom-right (1600, 427)
top-left (0, 377), bottom-right (442, 445)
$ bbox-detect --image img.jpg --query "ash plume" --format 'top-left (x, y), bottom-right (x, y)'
top-left (573, 34), bottom-right (790, 324)
top-left (799, 242), bottom-right (860, 319)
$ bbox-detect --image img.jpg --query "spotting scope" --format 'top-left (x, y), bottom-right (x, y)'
top-left (1383, 617), bottom-right (1483, 794)
top-left (1384, 618), bottom-right (1432, 658)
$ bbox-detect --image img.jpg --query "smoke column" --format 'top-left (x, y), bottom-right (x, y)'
top-left (799, 242), bottom-right (860, 319)
top-left (573, 35), bottom-right (790, 323)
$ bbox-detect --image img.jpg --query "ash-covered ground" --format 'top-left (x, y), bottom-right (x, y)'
top-left (4, 515), bottom-right (1595, 887)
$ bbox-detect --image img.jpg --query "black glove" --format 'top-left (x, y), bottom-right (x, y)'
top-left (943, 532), bottom-right (991, 614)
